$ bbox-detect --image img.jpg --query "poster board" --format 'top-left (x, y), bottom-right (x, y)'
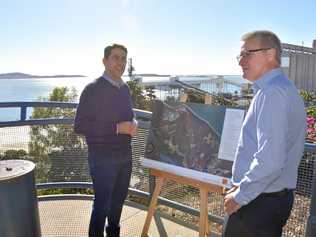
top-left (142, 100), bottom-right (244, 187)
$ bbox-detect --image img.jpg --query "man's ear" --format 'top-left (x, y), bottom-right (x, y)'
top-left (103, 57), bottom-right (109, 70)
top-left (267, 48), bottom-right (277, 62)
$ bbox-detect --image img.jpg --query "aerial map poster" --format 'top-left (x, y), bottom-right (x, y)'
top-left (142, 100), bottom-right (245, 187)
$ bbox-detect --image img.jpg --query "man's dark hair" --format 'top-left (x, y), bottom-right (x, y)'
top-left (241, 30), bottom-right (282, 64)
top-left (104, 44), bottom-right (128, 58)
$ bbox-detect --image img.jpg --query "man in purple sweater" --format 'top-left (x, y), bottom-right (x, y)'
top-left (74, 44), bottom-right (137, 237)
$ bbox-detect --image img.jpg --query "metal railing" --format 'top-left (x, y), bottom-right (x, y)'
top-left (0, 101), bottom-right (315, 236)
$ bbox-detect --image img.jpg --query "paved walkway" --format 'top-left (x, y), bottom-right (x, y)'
top-left (38, 198), bottom-right (202, 237)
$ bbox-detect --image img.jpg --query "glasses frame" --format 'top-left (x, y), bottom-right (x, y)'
top-left (236, 48), bottom-right (271, 62)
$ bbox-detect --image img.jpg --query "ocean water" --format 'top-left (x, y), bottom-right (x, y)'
top-left (0, 77), bottom-right (93, 121)
top-left (0, 75), bottom-right (246, 121)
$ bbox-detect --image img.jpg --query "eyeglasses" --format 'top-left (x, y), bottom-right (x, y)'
top-left (236, 48), bottom-right (271, 62)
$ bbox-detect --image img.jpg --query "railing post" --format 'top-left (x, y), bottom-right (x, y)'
top-left (305, 166), bottom-right (316, 236)
top-left (20, 106), bottom-right (27, 121)
top-left (305, 144), bottom-right (316, 237)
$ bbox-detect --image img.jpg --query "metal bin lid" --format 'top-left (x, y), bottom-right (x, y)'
top-left (0, 160), bottom-right (35, 181)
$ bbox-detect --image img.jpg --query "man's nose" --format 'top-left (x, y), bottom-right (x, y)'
top-left (239, 56), bottom-right (246, 66)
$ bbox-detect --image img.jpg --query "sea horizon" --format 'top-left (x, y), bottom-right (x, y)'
top-left (0, 74), bottom-right (247, 122)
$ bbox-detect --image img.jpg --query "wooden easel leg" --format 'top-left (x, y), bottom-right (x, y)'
top-left (199, 188), bottom-right (208, 237)
top-left (141, 176), bottom-right (164, 237)
top-left (205, 213), bottom-right (209, 236)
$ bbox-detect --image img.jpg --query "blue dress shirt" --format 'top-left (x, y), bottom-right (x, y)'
top-left (232, 68), bottom-right (306, 206)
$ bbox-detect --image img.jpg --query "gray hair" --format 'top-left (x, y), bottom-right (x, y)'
top-left (241, 30), bottom-right (282, 64)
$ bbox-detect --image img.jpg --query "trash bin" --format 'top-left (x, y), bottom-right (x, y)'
top-left (0, 160), bottom-right (41, 237)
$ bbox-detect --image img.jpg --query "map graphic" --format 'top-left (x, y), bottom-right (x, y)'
top-left (143, 100), bottom-right (244, 186)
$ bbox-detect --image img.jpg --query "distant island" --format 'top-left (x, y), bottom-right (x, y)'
top-left (0, 72), bottom-right (86, 79)
top-left (135, 73), bottom-right (170, 77)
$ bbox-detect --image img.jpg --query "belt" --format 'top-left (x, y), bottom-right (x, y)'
top-left (261, 189), bottom-right (293, 198)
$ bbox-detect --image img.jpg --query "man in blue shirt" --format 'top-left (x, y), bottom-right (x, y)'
top-left (74, 44), bottom-right (137, 237)
top-left (222, 31), bottom-right (306, 237)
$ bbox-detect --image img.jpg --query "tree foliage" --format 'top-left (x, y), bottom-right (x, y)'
top-left (28, 87), bottom-right (85, 182)
top-left (126, 80), bottom-right (156, 111)
top-left (29, 87), bottom-right (83, 154)
top-left (0, 149), bottom-right (28, 160)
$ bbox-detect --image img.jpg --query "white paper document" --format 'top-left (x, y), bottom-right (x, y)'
top-left (218, 109), bottom-right (244, 161)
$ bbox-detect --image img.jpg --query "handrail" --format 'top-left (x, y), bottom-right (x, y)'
top-left (0, 101), bottom-right (152, 128)
top-left (304, 143), bottom-right (316, 152)
top-left (1, 101), bottom-right (316, 233)
top-left (0, 101), bottom-right (314, 150)
top-left (0, 101), bottom-right (78, 108)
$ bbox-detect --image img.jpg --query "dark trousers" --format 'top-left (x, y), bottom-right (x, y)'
top-left (88, 150), bottom-right (132, 237)
top-left (222, 190), bottom-right (294, 237)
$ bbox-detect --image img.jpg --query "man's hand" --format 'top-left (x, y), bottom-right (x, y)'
top-left (117, 120), bottom-right (138, 137)
top-left (224, 187), bottom-right (241, 215)
top-left (130, 119), bottom-right (138, 136)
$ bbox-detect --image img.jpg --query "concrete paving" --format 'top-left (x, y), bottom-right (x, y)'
top-left (38, 198), bottom-right (202, 237)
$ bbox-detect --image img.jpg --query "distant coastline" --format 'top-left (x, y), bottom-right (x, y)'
top-left (0, 72), bottom-right (86, 79)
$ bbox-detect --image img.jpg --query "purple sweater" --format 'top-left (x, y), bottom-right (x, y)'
top-left (74, 77), bottom-right (134, 154)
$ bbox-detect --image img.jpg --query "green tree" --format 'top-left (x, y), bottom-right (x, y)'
top-left (143, 86), bottom-right (157, 111)
top-left (127, 80), bottom-right (148, 110)
top-left (28, 87), bottom-right (86, 182)
top-left (127, 80), bottom-right (145, 109)
top-left (126, 81), bottom-right (157, 111)
top-left (0, 149), bottom-right (28, 160)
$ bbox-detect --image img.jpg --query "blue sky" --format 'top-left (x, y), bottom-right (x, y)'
top-left (1, 0), bottom-right (315, 77)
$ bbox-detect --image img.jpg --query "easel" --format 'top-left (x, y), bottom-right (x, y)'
top-left (142, 92), bottom-right (224, 237)
top-left (141, 168), bottom-right (224, 237)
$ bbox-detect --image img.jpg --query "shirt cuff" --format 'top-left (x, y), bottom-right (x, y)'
top-left (133, 118), bottom-right (138, 126)
top-left (233, 187), bottom-right (249, 206)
